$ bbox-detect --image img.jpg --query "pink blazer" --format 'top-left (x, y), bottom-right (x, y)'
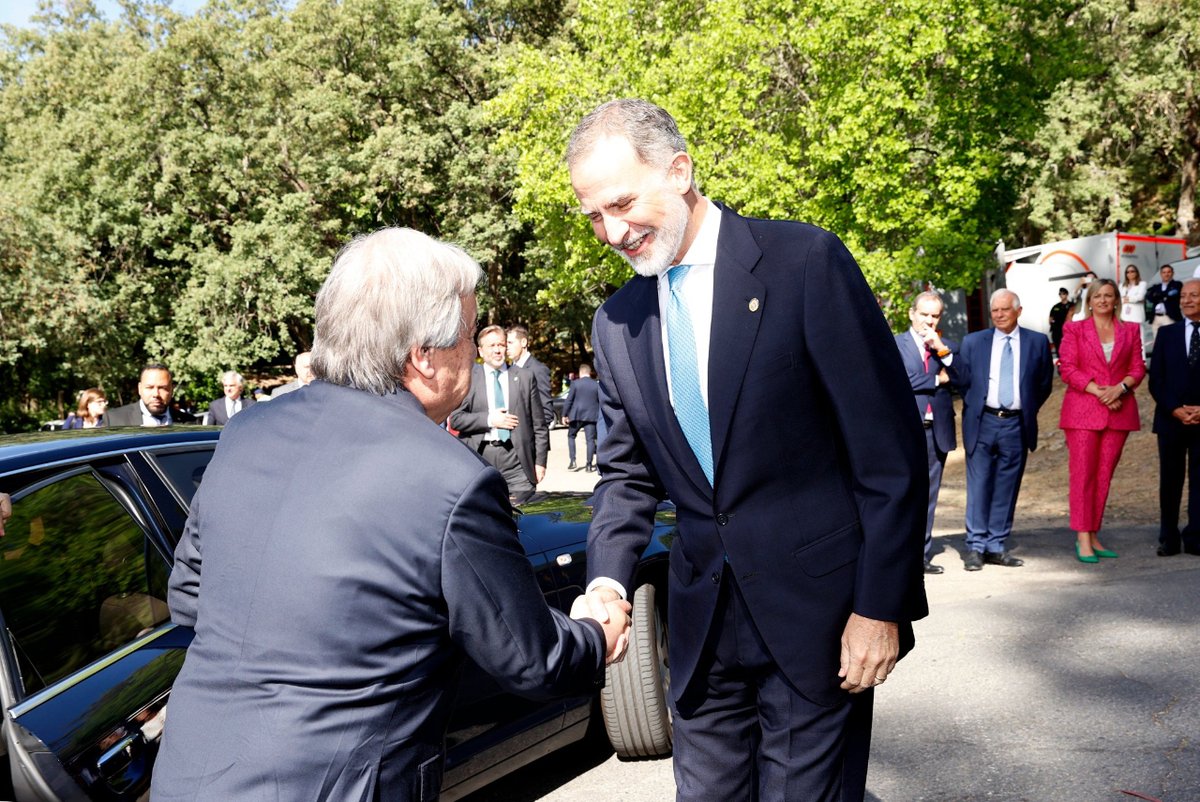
top-left (1058, 318), bottom-right (1146, 431)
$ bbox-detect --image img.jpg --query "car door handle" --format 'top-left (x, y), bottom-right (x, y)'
top-left (97, 732), bottom-right (142, 789)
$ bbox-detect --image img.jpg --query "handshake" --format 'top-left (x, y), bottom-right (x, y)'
top-left (570, 587), bottom-right (632, 664)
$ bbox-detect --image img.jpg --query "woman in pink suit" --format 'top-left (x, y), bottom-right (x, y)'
top-left (1058, 279), bottom-right (1146, 562)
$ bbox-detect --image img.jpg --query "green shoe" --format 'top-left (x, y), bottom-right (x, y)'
top-left (1094, 547), bottom-right (1118, 558)
top-left (1076, 543), bottom-right (1099, 564)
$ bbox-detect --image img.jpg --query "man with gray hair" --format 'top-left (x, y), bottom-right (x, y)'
top-left (956, 288), bottom-right (1054, 571)
top-left (569, 98), bottom-right (927, 801)
top-left (896, 290), bottom-right (958, 574)
top-left (203, 370), bottom-right (255, 425)
top-left (152, 227), bottom-right (629, 802)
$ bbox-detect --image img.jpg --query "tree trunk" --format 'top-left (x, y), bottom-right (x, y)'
top-left (1178, 114), bottom-right (1200, 241)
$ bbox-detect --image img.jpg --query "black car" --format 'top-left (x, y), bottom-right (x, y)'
top-left (0, 428), bottom-right (672, 801)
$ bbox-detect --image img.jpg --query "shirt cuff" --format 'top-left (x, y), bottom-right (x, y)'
top-left (586, 576), bottom-right (628, 600)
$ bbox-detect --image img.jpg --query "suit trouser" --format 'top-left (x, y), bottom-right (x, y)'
top-left (566, 421), bottom-right (597, 466)
top-left (924, 425), bottom-right (947, 561)
top-left (479, 440), bottom-right (534, 499)
top-left (1158, 428), bottom-right (1200, 549)
top-left (965, 413), bottom-right (1027, 554)
top-left (672, 573), bottom-right (873, 802)
top-left (1064, 428), bottom-right (1129, 532)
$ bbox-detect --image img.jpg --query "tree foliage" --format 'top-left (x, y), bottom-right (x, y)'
top-left (0, 0), bottom-right (1196, 427)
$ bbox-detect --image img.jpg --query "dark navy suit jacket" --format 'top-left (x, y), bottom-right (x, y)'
top-left (450, 363), bottom-right (549, 488)
top-left (588, 206), bottom-right (928, 708)
top-left (895, 331), bottom-right (957, 455)
top-left (153, 382), bottom-right (603, 801)
top-left (957, 325), bottom-right (1053, 454)
top-left (1150, 320), bottom-right (1200, 435)
top-left (204, 394), bottom-right (255, 425)
top-left (563, 376), bottom-right (600, 422)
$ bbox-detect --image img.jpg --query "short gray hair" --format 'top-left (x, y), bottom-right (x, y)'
top-left (568, 99), bottom-right (691, 177)
top-left (909, 290), bottom-right (945, 313)
top-left (221, 370), bottom-right (244, 386)
top-left (311, 228), bottom-right (481, 395)
top-left (990, 288), bottom-right (1022, 310)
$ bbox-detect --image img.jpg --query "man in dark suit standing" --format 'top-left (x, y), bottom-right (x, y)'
top-left (203, 370), bottom-right (255, 425)
top-left (1147, 264), bottom-right (1184, 341)
top-left (1149, 278), bottom-right (1200, 556)
top-left (570, 99), bottom-right (927, 801)
top-left (152, 227), bottom-right (628, 802)
top-left (957, 289), bottom-right (1054, 571)
top-left (896, 291), bottom-right (958, 575)
top-left (507, 324), bottom-right (556, 430)
top-left (451, 325), bottom-right (548, 503)
top-left (106, 364), bottom-right (195, 426)
top-left (562, 363), bottom-right (600, 472)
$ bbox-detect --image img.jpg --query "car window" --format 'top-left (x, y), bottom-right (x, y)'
top-left (148, 448), bottom-right (214, 507)
top-left (0, 471), bottom-right (170, 697)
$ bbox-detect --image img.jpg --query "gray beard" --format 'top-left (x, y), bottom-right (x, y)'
top-left (621, 195), bottom-right (690, 278)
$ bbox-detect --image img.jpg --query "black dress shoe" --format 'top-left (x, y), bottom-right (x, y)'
top-left (924, 561), bottom-right (944, 575)
top-left (1157, 544), bottom-right (1181, 557)
top-left (1184, 544), bottom-right (1200, 556)
top-left (983, 550), bottom-right (1024, 567)
top-left (567, 461), bottom-right (577, 471)
top-left (963, 551), bottom-right (983, 571)
top-left (585, 464), bottom-right (595, 473)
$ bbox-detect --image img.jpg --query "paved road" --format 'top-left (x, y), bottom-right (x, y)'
top-left (463, 429), bottom-right (1200, 801)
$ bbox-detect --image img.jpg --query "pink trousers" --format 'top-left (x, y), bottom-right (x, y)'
top-left (1065, 428), bottom-right (1130, 532)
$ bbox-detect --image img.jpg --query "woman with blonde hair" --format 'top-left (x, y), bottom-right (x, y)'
top-left (63, 388), bottom-right (108, 429)
top-left (1058, 279), bottom-right (1145, 562)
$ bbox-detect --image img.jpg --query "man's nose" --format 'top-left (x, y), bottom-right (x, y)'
top-left (601, 216), bottom-right (629, 247)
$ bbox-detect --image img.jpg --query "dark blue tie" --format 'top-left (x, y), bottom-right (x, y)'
top-left (666, 265), bottom-right (713, 485)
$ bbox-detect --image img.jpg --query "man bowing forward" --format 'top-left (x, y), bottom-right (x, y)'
top-left (570, 99), bottom-right (928, 801)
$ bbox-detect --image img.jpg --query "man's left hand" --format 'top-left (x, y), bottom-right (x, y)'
top-left (535, 465), bottom-right (546, 484)
top-left (838, 613), bottom-right (899, 693)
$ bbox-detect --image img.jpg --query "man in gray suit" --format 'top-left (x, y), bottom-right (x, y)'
top-left (450, 325), bottom-right (549, 503)
top-left (203, 370), bottom-right (255, 425)
top-left (151, 228), bottom-right (629, 802)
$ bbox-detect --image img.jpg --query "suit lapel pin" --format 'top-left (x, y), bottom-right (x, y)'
top-left (748, 298), bottom-right (760, 313)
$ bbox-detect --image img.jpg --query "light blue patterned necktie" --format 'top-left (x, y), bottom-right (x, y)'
top-left (999, 335), bottom-right (1014, 409)
top-left (666, 264), bottom-right (713, 485)
top-left (493, 369), bottom-right (510, 442)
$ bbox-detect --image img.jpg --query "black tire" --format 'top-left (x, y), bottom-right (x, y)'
top-left (600, 582), bottom-right (672, 758)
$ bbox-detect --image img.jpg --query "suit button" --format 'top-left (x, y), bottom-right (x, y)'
top-left (711, 572), bottom-right (720, 585)
top-left (716, 513), bottom-right (729, 526)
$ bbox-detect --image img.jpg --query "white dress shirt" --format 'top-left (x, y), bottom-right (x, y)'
top-left (985, 328), bottom-right (1022, 409)
top-left (657, 199), bottom-right (721, 409)
top-left (485, 365), bottom-right (510, 440)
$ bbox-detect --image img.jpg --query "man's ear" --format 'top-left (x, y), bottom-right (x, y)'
top-left (667, 152), bottom-right (693, 193)
top-left (408, 345), bottom-right (436, 380)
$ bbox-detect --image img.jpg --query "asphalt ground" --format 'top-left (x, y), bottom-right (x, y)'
top-left (465, 427), bottom-right (1200, 802)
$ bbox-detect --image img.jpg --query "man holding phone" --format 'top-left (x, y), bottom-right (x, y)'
top-left (895, 290), bottom-right (958, 574)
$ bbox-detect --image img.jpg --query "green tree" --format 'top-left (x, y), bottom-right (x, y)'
top-left (1013, 0), bottom-right (1200, 242)
top-left (493, 0), bottom-right (1061, 325)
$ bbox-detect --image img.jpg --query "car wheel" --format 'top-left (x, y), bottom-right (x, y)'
top-left (601, 582), bottom-right (671, 758)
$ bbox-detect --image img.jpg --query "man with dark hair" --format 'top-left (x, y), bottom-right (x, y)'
top-left (1147, 264), bottom-right (1184, 339)
top-left (562, 363), bottom-right (600, 472)
top-left (152, 227), bottom-right (628, 802)
top-left (1049, 287), bottom-right (1072, 357)
top-left (451, 325), bottom-right (549, 503)
top-left (569, 98), bottom-right (927, 801)
top-left (106, 364), bottom-right (195, 426)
